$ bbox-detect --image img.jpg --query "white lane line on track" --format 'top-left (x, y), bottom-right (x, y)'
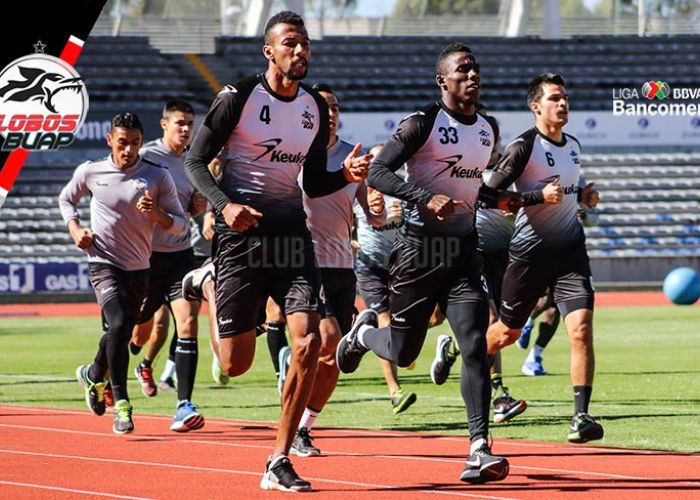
top-left (0, 449), bottom-right (519, 500)
top-left (3, 404), bottom-right (694, 457)
top-left (2, 423), bottom-right (699, 487)
top-left (0, 480), bottom-right (154, 500)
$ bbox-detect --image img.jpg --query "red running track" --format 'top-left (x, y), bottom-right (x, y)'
top-left (0, 292), bottom-right (684, 318)
top-left (1, 405), bottom-right (698, 499)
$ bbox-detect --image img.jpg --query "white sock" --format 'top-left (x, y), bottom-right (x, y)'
top-left (470, 437), bottom-right (486, 454)
top-left (527, 345), bottom-right (544, 362)
top-left (299, 407), bottom-right (319, 430)
top-left (357, 325), bottom-right (372, 348)
top-left (159, 359), bottom-right (176, 381)
top-left (269, 454), bottom-right (288, 468)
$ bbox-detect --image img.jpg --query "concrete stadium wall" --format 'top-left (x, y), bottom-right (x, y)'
top-left (591, 256), bottom-right (700, 288)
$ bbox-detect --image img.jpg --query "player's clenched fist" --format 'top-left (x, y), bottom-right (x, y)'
top-left (343, 143), bottom-right (372, 183)
top-left (580, 182), bottom-right (599, 208)
top-left (221, 202), bottom-right (263, 233)
top-left (70, 226), bottom-right (94, 249)
top-left (427, 194), bottom-right (465, 221)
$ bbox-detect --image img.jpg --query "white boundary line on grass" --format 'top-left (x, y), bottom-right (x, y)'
top-left (0, 480), bottom-right (154, 500)
top-left (0, 449), bottom-right (519, 500)
top-left (2, 422), bottom-right (699, 487)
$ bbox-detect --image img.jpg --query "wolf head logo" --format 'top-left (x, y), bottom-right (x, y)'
top-left (0, 66), bottom-right (83, 113)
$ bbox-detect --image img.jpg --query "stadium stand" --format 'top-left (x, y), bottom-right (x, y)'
top-left (207, 35), bottom-right (700, 111)
top-left (2, 35), bottom-right (699, 290)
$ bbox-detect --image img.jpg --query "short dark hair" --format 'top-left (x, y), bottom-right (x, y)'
top-left (527, 73), bottom-right (566, 105)
top-left (111, 112), bottom-right (143, 133)
top-left (163, 99), bottom-right (194, 118)
top-left (264, 11), bottom-right (305, 43)
top-left (311, 83), bottom-right (334, 94)
top-left (436, 42), bottom-right (472, 74)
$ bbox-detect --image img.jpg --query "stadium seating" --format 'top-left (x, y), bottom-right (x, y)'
top-left (209, 35), bottom-right (700, 112)
top-left (3, 153), bottom-right (698, 260)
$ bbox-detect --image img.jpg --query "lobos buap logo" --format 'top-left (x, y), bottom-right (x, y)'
top-left (0, 49), bottom-right (88, 151)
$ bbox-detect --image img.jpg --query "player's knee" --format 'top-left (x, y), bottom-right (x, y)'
top-left (177, 315), bottom-right (198, 339)
top-left (569, 322), bottom-right (593, 346)
top-left (395, 345), bottom-right (420, 368)
top-left (294, 331), bottom-right (321, 362)
top-left (223, 356), bottom-right (253, 377)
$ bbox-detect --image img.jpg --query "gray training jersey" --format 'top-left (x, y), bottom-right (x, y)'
top-left (486, 127), bottom-right (585, 260)
top-left (58, 155), bottom-right (187, 271)
top-left (368, 102), bottom-right (496, 237)
top-left (141, 139), bottom-right (194, 252)
top-left (354, 192), bottom-right (403, 271)
top-left (303, 139), bottom-right (360, 269)
top-left (476, 169), bottom-right (515, 255)
top-left (197, 74), bottom-right (329, 233)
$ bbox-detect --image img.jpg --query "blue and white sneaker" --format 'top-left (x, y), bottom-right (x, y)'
top-left (277, 346), bottom-right (291, 397)
top-left (521, 356), bottom-right (548, 376)
top-left (170, 400), bottom-right (205, 432)
top-left (517, 318), bottom-right (534, 349)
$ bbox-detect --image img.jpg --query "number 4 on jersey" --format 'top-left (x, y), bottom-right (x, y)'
top-left (259, 105), bottom-right (271, 125)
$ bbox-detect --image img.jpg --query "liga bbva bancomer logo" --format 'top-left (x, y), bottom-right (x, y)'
top-left (613, 80), bottom-right (700, 116)
top-left (0, 53), bottom-right (88, 151)
top-left (642, 81), bottom-right (670, 100)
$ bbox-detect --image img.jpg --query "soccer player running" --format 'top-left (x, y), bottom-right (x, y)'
top-left (484, 73), bottom-right (603, 443)
top-left (184, 11), bottom-right (370, 492)
top-left (354, 143), bottom-right (418, 415)
top-left (59, 112), bottom-right (186, 434)
top-left (128, 100), bottom-right (208, 432)
top-left (336, 42), bottom-right (519, 484)
top-left (288, 83), bottom-right (387, 456)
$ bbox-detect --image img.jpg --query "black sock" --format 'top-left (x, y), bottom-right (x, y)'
top-left (141, 358), bottom-right (152, 369)
top-left (266, 322), bottom-right (288, 375)
top-left (573, 385), bottom-right (592, 414)
top-left (535, 317), bottom-right (559, 349)
top-left (176, 338), bottom-right (198, 402)
top-left (90, 334), bottom-right (109, 382)
top-left (490, 373), bottom-right (503, 392)
top-left (168, 332), bottom-right (178, 363)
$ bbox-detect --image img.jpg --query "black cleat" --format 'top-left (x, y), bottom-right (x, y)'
top-left (291, 427), bottom-right (321, 457)
top-left (492, 392), bottom-right (527, 424)
top-left (260, 455), bottom-right (312, 492)
top-left (430, 334), bottom-right (458, 385)
top-left (460, 444), bottom-right (510, 484)
top-left (76, 364), bottom-right (106, 416)
top-left (568, 412), bottom-right (604, 443)
top-left (335, 309), bottom-right (377, 374)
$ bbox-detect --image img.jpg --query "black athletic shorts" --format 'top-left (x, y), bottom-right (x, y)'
top-left (499, 246), bottom-right (595, 329)
top-left (388, 232), bottom-right (487, 330)
top-left (88, 262), bottom-right (149, 329)
top-left (214, 230), bottom-right (321, 338)
top-left (355, 262), bottom-right (390, 314)
top-left (480, 249), bottom-right (508, 310)
top-left (319, 267), bottom-right (356, 334)
top-left (138, 248), bottom-right (198, 323)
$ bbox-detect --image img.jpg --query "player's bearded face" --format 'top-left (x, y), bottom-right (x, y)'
top-left (267, 24), bottom-right (310, 81)
top-left (107, 127), bottom-right (142, 170)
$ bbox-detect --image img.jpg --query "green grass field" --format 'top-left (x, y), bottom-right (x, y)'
top-left (1, 305), bottom-right (698, 452)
